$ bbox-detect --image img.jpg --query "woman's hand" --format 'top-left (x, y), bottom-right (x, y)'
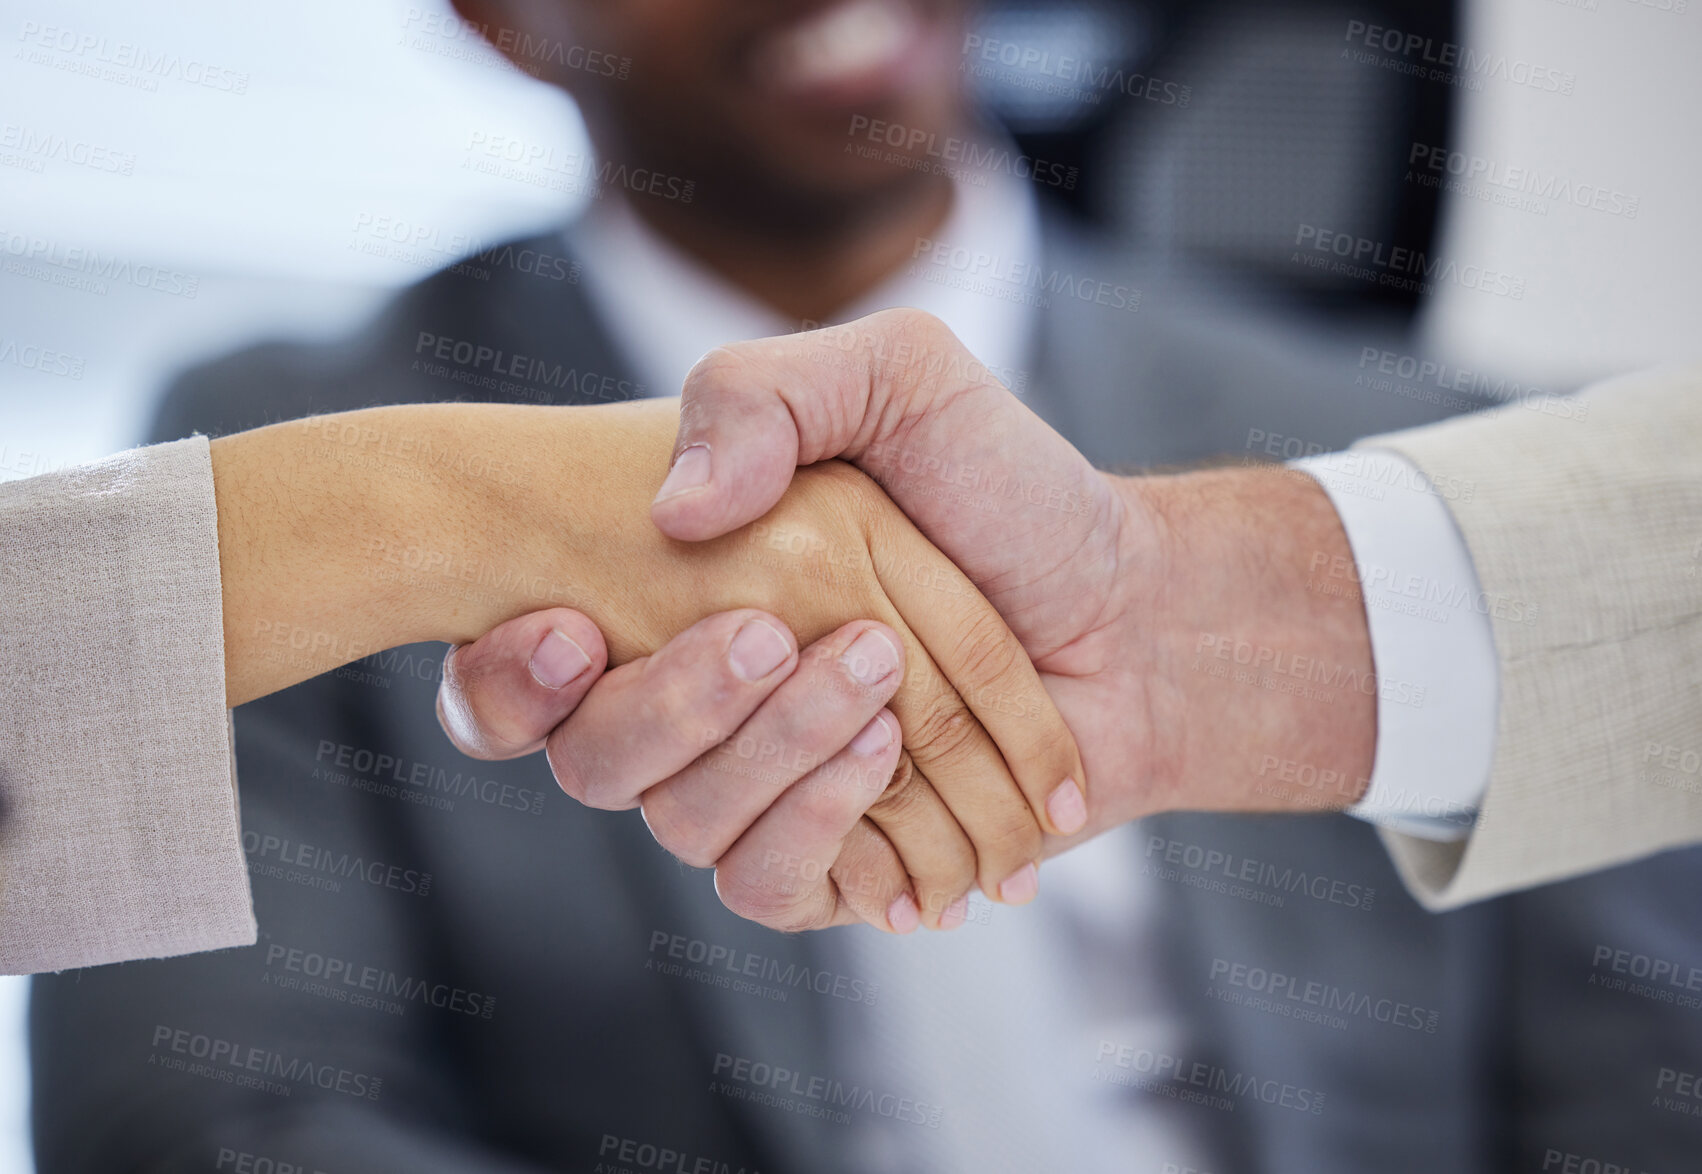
top-left (212, 396), bottom-right (1085, 929)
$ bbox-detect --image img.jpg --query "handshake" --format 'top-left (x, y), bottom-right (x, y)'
top-left (222, 309), bottom-right (1380, 936)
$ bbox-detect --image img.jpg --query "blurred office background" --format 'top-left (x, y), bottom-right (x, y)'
top-left (3, 0), bottom-right (1698, 1169)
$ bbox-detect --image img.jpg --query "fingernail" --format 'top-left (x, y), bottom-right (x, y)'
top-left (997, 862), bottom-right (1039, 905)
top-left (841, 628), bottom-right (900, 686)
top-left (886, 892), bottom-right (920, 934)
top-left (654, 443), bottom-right (711, 503)
top-left (729, 619), bottom-right (791, 681)
top-left (1046, 778), bottom-right (1087, 835)
top-left (529, 628), bottom-right (592, 690)
top-left (938, 894), bottom-right (970, 931)
top-left (850, 712), bottom-right (893, 757)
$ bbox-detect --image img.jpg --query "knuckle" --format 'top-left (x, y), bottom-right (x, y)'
top-left (903, 696), bottom-right (984, 767)
top-left (829, 854), bottom-right (894, 908)
top-left (973, 808), bottom-right (1044, 872)
top-left (785, 772), bottom-right (860, 841)
top-left (741, 485), bottom-right (872, 603)
top-left (642, 673), bottom-right (729, 757)
top-left (760, 708), bottom-right (824, 771)
top-left (1031, 712), bottom-right (1079, 774)
top-left (446, 641), bottom-right (508, 706)
top-left (436, 650), bottom-right (512, 754)
top-left (883, 308), bottom-right (958, 393)
top-left (950, 610), bottom-right (1024, 698)
top-left (866, 766), bottom-right (976, 893)
top-left (864, 752), bottom-right (925, 822)
top-left (882, 306), bottom-right (951, 351)
top-left (715, 874), bottom-right (784, 923)
top-left (834, 468), bottom-right (888, 528)
top-left (641, 792), bottom-right (722, 870)
top-left (757, 694), bottom-right (858, 780)
top-left (717, 869), bottom-right (828, 932)
top-left (681, 344), bottom-right (748, 397)
top-left (767, 899), bottom-right (834, 934)
top-left (643, 673), bottom-right (696, 726)
top-left (790, 459), bottom-right (883, 525)
top-left (827, 820), bottom-right (903, 905)
top-left (544, 734), bottom-right (595, 807)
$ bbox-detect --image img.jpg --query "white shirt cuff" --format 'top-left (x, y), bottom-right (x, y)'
top-left (1290, 450), bottom-right (1499, 842)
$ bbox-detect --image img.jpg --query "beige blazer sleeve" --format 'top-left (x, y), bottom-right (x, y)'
top-left (0, 437), bottom-right (254, 973)
top-left (1361, 365), bottom-right (1702, 909)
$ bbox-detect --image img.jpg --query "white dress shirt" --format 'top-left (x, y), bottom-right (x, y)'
top-left (1295, 450), bottom-right (1499, 840)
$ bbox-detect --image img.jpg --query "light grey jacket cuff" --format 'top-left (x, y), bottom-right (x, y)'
top-left (0, 436), bottom-right (255, 973)
top-left (1357, 366), bottom-right (1702, 910)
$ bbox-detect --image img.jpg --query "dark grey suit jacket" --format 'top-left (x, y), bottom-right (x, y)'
top-left (30, 225), bottom-right (1702, 1174)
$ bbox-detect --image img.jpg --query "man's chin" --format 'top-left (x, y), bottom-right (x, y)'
top-left (685, 152), bottom-right (942, 237)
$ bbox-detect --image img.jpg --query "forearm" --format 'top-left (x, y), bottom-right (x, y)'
top-left (212, 400), bottom-right (688, 706)
top-left (1118, 465), bottom-right (1377, 815)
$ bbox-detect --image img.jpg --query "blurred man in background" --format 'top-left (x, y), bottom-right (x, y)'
top-left (32, 1), bottom-right (1702, 1171)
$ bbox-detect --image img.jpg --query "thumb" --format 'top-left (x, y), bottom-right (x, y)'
top-left (650, 308), bottom-right (948, 542)
top-left (649, 347), bottom-right (807, 541)
top-left (437, 608), bottom-right (609, 760)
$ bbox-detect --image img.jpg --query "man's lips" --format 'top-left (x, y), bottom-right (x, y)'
top-left (748, 0), bottom-right (952, 108)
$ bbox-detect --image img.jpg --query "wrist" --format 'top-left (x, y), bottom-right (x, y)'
top-left (350, 400), bottom-right (682, 653)
top-left (213, 405), bottom-right (503, 703)
top-left (322, 405), bottom-right (560, 647)
top-left (1115, 465), bottom-right (1376, 816)
top-left (215, 401), bottom-right (657, 704)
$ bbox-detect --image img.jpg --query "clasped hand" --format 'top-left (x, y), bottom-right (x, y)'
top-left (434, 392), bottom-right (1087, 933)
top-left (432, 309), bottom-right (1377, 936)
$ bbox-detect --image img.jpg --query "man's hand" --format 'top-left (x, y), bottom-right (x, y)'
top-left (437, 606), bottom-right (944, 933)
top-left (649, 309), bottom-right (1379, 846)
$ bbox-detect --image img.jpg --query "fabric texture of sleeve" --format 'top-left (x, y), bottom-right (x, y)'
top-left (1358, 366), bottom-right (1702, 909)
top-left (0, 436), bottom-right (253, 973)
